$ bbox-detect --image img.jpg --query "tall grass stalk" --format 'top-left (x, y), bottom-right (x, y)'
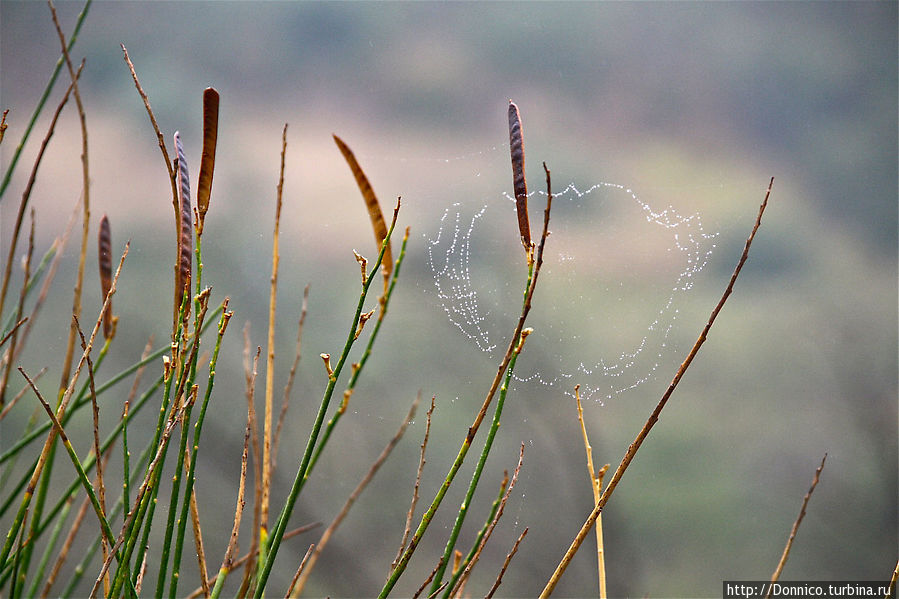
top-left (433, 327), bottom-right (531, 596)
top-left (0, 0), bottom-right (92, 202)
top-left (253, 201), bottom-right (401, 597)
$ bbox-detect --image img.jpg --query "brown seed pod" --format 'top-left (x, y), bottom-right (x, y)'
top-left (333, 134), bottom-right (393, 292)
top-left (196, 87), bottom-right (219, 236)
top-left (97, 214), bottom-right (113, 338)
top-left (508, 100), bottom-right (531, 255)
top-left (174, 131), bottom-right (193, 315)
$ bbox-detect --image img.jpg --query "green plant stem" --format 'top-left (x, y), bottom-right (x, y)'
top-left (252, 207), bottom-right (400, 598)
top-left (155, 396), bottom-right (195, 599)
top-left (25, 482), bottom-right (75, 598)
top-left (0, 242), bottom-right (56, 337)
top-left (168, 301), bottom-right (231, 599)
top-left (122, 403), bottom-right (131, 525)
top-left (18, 334), bottom-right (111, 594)
top-left (380, 164), bottom-right (552, 598)
top-left (0, 0), bottom-right (92, 203)
top-left (0, 303), bottom-right (222, 471)
top-left (0, 331), bottom-right (110, 573)
top-left (123, 295), bottom-right (191, 597)
top-left (19, 368), bottom-right (116, 546)
top-left (434, 326), bottom-right (529, 597)
top-left (446, 475), bottom-right (507, 597)
top-left (16, 367), bottom-right (137, 599)
top-left (306, 228), bottom-right (409, 477)
top-left (59, 433), bottom-right (153, 599)
top-left (156, 294), bottom-right (211, 598)
top-left (26, 376), bottom-right (162, 542)
top-left (209, 565), bottom-right (230, 599)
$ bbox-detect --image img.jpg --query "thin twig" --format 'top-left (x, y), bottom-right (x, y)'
top-left (392, 394), bottom-right (435, 573)
top-left (450, 444), bottom-right (525, 598)
top-left (0, 318), bottom-right (27, 351)
top-left (411, 557), bottom-right (446, 599)
top-left (765, 453), bottom-right (828, 597)
top-left (0, 367), bottom-right (45, 422)
top-left (380, 162), bottom-right (553, 598)
top-left (290, 394), bottom-right (420, 597)
top-left (574, 384), bottom-right (608, 598)
top-left (187, 451), bottom-right (211, 597)
top-left (208, 399), bottom-right (251, 599)
top-left (887, 559), bottom-right (898, 599)
top-left (49, 0), bottom-right (91, 401)
top-left (238, 333), bottom-right (263, 597)
top-left (0, 241), bottom-right (127, 570)
top-left (41, 489), bottom-right (89, 598)
top-left (13, 196), bottom-right (81, 364)
top-left (273, 284), bottom-right (309, 469)
top-left (74, 315), bottom-right (109, 594)
top-left (89, 393), bottom-right (192, 599)
top-left (0, 0), bottom-right (91, 201)
top-left (540, 178), bottom-right (775, 597)
top-left (200, 525), bottom-right (320, 599)
top-left (284, 544), bottom-right (314, 599)
top-left (19, 367), bottom-right (115, 546)
top-left (485, 527), bottom-right (529, 599)
top-left (0, 59), bottom-right (82, 346)
top-left (263, 124), bottom-right (288, 533)
top-left (40, 446), bottom-right (113, 599)
top-left (254, 200), bottom-right (403, 598)
top-left (0, 211), bottom-right (34, 407)
top-left (120, 43), bottom-right (178, 210)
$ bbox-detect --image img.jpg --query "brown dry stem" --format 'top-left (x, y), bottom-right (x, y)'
top-left (540, 178), bottom-right (775, 597)
top-left (0, 59), bottom-right (82, 351)
top-left (49, 0), bottom-right (91, 400)
top-left (411, 557), bottom-right (446, 599)
top-left (262, 123), bottom-right (288, 534)
top-left (485, 527), bottom-right (529, 599)
top-left (765, 453), bottom-right (828, 597)
top-left (120, 44), bottom-right (178, 211)
top-left (574, 384), bottom-right (608, 598)
top-left (284, 544), bottom-right (315, 599)
top-left (273, 283), bottom-right (309, 469)
top-left (0, 211), bottom-right (34, 407)
top-left (74, 316), bottom-right (109, 594)
top-left (392, 394), bottom-right (435, 573)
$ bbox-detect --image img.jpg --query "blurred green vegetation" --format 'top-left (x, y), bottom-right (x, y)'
top-left (1, 2), bottom-right (895, 597)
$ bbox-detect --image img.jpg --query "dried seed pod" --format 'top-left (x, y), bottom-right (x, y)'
top-left (97, 214), bottom-right (113, 338)
top-left (196, 87), bottom-right (219, 235)
top-left (508, 100), bottom-right (531, 255)
top-left (333, 134), bottom-right (393, 293)
top-left (174, 131), bottom-right (192, 315)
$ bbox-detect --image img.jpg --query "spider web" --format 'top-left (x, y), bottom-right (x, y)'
top-left (427, 180), bottom-right (718, 404)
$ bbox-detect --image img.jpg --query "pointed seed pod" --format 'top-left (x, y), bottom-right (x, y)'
top-left (98, 214), bottom-right (113, 338)
top-left (173, 131), bottom-right (193, 318)
top-left (196, 87), bottom-right (219, 236)
top-left (333, 134), bottom-right (393, 294)
top-left (508, 100), bottom-right (531, 255)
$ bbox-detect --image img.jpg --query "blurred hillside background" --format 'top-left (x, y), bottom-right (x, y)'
top-left (1, 2), bottom-right (896, 597)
